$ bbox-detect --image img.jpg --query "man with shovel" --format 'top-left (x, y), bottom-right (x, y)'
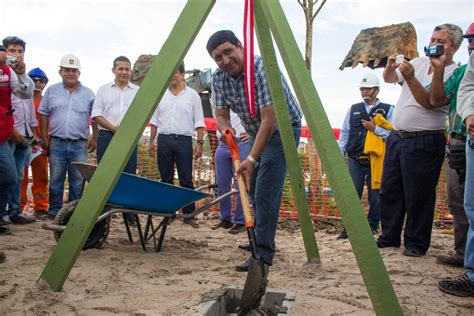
top-left (207, 30), bottom-right (302, 310)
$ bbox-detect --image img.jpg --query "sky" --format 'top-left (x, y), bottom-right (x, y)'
top-left (3, 0), bottom-right (472, 128)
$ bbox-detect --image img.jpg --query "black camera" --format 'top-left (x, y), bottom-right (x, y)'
top-left (424, 44), bottom-right (445, 57)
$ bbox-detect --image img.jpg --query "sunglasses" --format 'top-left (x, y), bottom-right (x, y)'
top-left (31, 77), bottom-right (47, 84)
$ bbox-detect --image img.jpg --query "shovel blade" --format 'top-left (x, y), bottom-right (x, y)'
top-left (239, 258), bottom-right (269, 315)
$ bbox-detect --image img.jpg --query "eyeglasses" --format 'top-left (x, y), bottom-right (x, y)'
top-left (30, 77), bottom-right (47, 84)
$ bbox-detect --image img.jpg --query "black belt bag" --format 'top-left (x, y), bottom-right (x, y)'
top-left (355, 155), bottom-right (370, 167)
top-left (446, 143), bottom-right (466, 172)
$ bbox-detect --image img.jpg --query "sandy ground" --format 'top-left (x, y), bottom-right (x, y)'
top-left (0, 214), bottom-right (473, 315)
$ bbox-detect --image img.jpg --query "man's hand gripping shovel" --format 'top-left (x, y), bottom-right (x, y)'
top-left (223, 130), bottom-right (268, 314)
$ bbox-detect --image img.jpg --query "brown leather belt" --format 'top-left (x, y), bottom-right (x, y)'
top-left (392, 129), bottom-right (445, 138)
top-left (450, 132), bottom-right (466, 142)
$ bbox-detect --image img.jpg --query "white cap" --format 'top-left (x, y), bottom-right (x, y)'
top-left (359, 73), bottom-right (379, 88)
top-left (59, 54), bottom-right (81, 69)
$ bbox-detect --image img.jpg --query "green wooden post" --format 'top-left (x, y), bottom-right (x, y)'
top-left (258, 1), bottom-right (402, 315)
top-left (253, 0), bottom-right (320, 263)
top-left (40, 0), bottom-right (216, 291)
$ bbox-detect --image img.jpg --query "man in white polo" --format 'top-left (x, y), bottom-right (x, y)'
top-left (148, 62), bottom-right (205, 228)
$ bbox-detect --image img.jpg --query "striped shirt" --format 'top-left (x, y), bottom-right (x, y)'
top-left (211, 55), bottom-right (302, 136)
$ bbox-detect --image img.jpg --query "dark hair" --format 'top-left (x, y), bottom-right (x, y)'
top-left (2, 36), bottom-right (26, 51)
top-left (206, 30), bottom-right (241, 55)
top-left (113, 56), bottom-right (131, 69)
top-left (0, 45), bottom-right (5, 52)
top-left (177, 62), bottom-right (185, 74)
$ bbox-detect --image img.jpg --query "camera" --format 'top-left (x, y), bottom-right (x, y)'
top-left (424, 44), bottom-right (445, 57)
top-left (6, 55), bottom-right (17, 66)
top-left (395, 54), bottom-right (404, 65)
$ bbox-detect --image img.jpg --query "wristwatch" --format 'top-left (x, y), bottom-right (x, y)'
top-left (247, 155), bottom-right (259, 168)
top-left (197, 140), bottom-right (204, 145)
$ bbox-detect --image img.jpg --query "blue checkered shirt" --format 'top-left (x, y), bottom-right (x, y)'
top-left (211, 56), bottom-right (302, 136)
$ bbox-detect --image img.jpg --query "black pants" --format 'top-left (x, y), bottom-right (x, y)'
top-left (378, 132), bottom-right (446, 253)
top-left (157, 134), bottom-right (195, 214)
top-left (97, 130), bottom-right (138, 174)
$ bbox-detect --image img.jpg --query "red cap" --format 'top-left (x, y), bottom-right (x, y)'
top-left (464, 23), bottom-right (474, 38)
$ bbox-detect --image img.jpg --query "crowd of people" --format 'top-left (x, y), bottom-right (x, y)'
top-left (0, 21), bottom-right (473, 301)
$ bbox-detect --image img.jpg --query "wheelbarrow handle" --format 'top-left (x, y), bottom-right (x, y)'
top-left (223, 129), bottom-right (254, 229)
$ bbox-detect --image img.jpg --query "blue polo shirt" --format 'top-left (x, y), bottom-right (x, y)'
top-left (39, 82), bottom-right (95, 140)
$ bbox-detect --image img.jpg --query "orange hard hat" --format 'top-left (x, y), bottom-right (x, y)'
top-left (464, 23), bottom-right (474, 38)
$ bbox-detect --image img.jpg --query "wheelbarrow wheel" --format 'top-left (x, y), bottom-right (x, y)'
top-left (53, 200), bottom-right (111, 250)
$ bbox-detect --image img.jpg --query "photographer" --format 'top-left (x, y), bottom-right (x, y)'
top-left (3, 36), bottom-right (38, 225)
top-left (377, 24), bottom-right (462, 257)
top-left (429, 24), bottom-right (474, 268)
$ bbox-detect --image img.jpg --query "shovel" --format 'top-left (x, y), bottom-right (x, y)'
top-left (223, 130), bottom-right (268, 314)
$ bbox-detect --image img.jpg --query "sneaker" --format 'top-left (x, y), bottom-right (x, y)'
top-left (1, 215), bottom-right (12, 225)
top-left (235, 256), bottom-right (252, 272)
top-left (238, 244), bottom-right (251, 252)
top-left (437, 254), bottom-right (464, 268)
top-left (183, 218), bottom-right (199, 229)
top-left (10, 213), bottom-right (36, 225)
top-left (229, 224), bottom-right (246, 235)
top-left (402, 248), bottom-right (425, 257)
top-left (337, 229), bottom-right (348, 240)
top-left (438, 273), bottom-right (474, 297)
top-left (0, 227), bottom-right (12, 236)
top-left (211, 220), bottom-right (233, 230)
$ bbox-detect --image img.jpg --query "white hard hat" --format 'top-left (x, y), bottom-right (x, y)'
top-left (359, 73), bottom-right (379, 88)
top-left (59, 54), bottom-right (81, 69)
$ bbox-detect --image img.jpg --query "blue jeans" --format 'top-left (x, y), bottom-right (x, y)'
top-left (6, 141), bottom-right (30, 216)
top-left (348, 157), bottom-right (380, 231)
top-left (250, 122), bottom-right (301, 265)
top-left (97, 130), bottom-right (137, 174)
top-left (48, 137), bottom-right (88, 216)
top-left (215, 140), bottom-right (250, 225)
top-left (465, 138), bottom-right (474, 280)
top-left (157, 134), bottom-right (195, 214)
top-left (0, 141), bottom-right (17, 217)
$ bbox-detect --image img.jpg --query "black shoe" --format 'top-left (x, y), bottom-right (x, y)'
top-left (337, 229), bottom-right (348, 240)
top-left (376, 239), bottom-right (400, 248)
top-left (211, 220), bottom-right (233, 230)
top-left (229, 224), bottom-right (246, 235)
top-left (0, 227), bottom-right (12, 236)
top-left (236, 256), bottom-right (252, 272)
top-left (0, 251), bottom-right (5, 263)
top-left (10, 214), bottom-right (36, 224)
top-left (403, 248), bottom-right (425, 257)
top-left (437, 255), bottom-right (464, 267)
top-left (238, 244), bottom-right (251, 252)
top-left (183, 218), bottom-right (199, 229)
top-left (33, 211), bottom-right (49, 220)
top-left (438, 273), bottom-right (474, 297)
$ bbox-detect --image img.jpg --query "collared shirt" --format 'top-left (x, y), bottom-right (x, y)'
top-left (457, 53), bottom-right (474, 122)
top-left (393, 57), bottom-right (458, 131)
top-left (211, 55), bottom-right (302, 136)
top-left (91, 81), bottom-right (139, 131)
top-left (444, 64), bottom-right (467, 136)
top-left (39, 82), bottom-right (95, 140)
top-left (338, 99), bottom-right (394, 154)
top-left (11, 72), bottom-right (34, 100)
top-left (150, 85), bottom-right (205, 136)
top-left (11, 94), bottom-right (37, 137)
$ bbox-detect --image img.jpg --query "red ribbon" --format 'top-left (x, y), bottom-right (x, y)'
top-left (243, 0), bottom-right (255, 118)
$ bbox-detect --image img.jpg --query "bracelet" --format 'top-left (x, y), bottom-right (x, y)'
top-left (247, 155), bottom-right (259, 168)
top-left (197, 140), bottom-right (204, 145)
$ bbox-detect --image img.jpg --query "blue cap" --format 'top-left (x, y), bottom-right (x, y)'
top-left (28, 67), bottom-right (48, 80)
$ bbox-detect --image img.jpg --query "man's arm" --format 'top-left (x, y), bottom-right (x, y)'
top-left (88, 121), bottom-right (98, 153)
top-left (383, 54), bottom-right (400, 83)
top-left (458, 54), bottom-right (474, 138)
top-left (93, 116), bottom-right (117, 133)
top-left (398, 60), bottom-right (432, 109)
top-left (12, 73), bottom-right (34, 99)
top-left (215, 108), bottom-right (233, 135)
top-left (148, 124), bottom-right (158, 157)
top-left (194, 127), bottom-right (205, 159)
top-left (338, 108), bottom-right (351, 155)
top-left (237, 106), bottom-right (276, 189)
top-left (40, 114), bottom-right (49, 150)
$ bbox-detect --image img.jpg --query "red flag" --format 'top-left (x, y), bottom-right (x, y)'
top-left (243, 0), bottom-right (255, 118)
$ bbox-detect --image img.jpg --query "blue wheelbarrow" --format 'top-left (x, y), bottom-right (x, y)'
top-left (42, 162), bottom-right (237, 252)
